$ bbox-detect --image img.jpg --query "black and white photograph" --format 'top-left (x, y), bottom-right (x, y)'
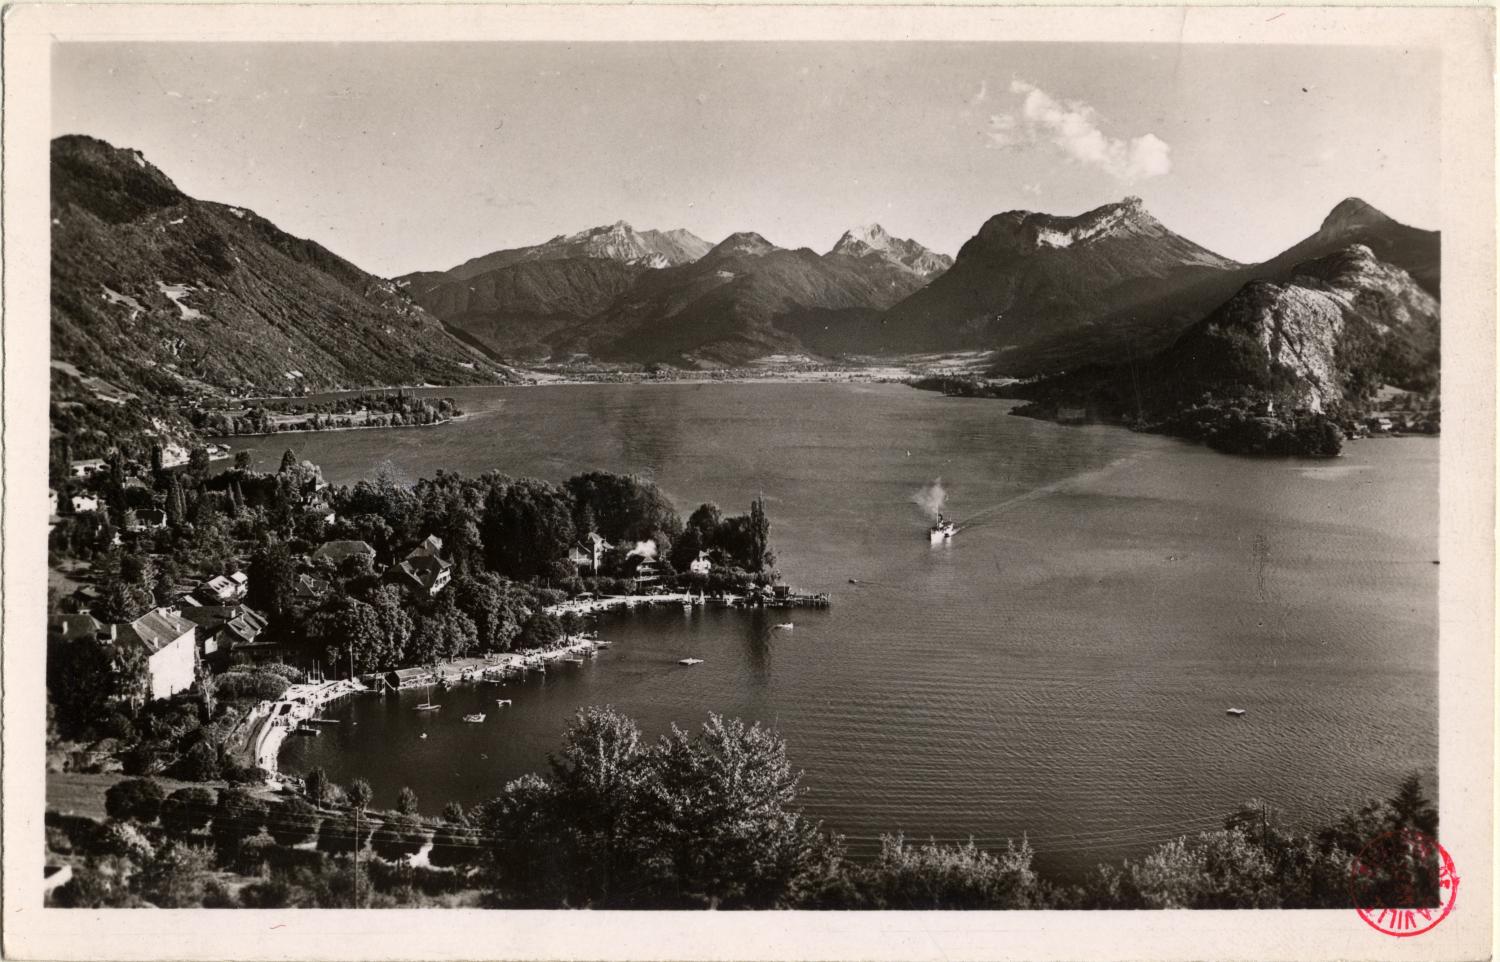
top-left (3, 4), bottom-right (1494, 960)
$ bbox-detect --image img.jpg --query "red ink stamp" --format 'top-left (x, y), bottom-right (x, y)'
top-left (1349, 828), bottom-right (1458, 937)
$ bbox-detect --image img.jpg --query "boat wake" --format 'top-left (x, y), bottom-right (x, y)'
top-left (951, 455), bottom-right (1143, 531)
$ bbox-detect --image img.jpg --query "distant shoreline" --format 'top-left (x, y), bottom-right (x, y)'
top-left (205, 412), bottom-right (469, 441)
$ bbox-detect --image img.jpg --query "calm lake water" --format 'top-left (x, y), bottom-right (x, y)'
top-left (256, 383), bottom-right (1437, 879)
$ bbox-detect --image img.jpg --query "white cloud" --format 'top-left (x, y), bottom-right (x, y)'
top-left (987, 79), bottom-right (1172, 182)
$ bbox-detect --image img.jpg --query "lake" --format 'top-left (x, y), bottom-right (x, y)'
top-left (255, 382), bottom-right (1437, 879)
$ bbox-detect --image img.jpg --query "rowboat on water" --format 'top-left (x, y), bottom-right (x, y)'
top-left (1226, 708), bottom-right (1247, 717)
top-left (463, 713), bottom-right (486, 723)
top-left (678, 657), bottom-right (704, 666)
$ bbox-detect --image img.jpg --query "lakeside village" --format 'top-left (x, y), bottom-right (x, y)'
top-left (43, 443), bottom-right (1444, 912)
top-left (47, 436), bottom-right (826, 794)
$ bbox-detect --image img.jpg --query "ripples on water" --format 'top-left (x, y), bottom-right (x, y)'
top-left (263, 383), bottom-right (1438, 879)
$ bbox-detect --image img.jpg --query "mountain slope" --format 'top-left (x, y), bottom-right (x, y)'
top-left (51, 135), bottom-right (504, 400)
top-left (1259, 197), bottom-right (1439, 297)
top-left (404, 258), bottom-right (647, 360)
top-left (1010, 244), bottom-right (1439, 453)
top-left (878, 197), bottom-right (1241, 357)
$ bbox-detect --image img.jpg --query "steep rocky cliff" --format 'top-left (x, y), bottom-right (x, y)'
top-left (1011, 244), bottom-right (1439, 454)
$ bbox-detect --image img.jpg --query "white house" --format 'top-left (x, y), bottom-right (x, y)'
top-left (71, 494), bottom-right (100, 513)
top-left (70, 458), bottom-right (106, 479)
top-left (196, 573), bottom-right (247, 604)
top-left (569, 532), bottom-right (606, 573)
top-left (116, 607), bottom-right (197, 701)
top-left (689, 551), bottom-right (713, 577)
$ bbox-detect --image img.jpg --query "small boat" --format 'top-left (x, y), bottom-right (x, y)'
top-left (496, 699), bottom-right (513, 707)
top-left (419, 732), bottom-right (429, 739)
top-left (1226, 708), bottom-right (1247, 717)
top-left (929, 512), bottom-right (957, 543)
top-left (678, 657), bottom-right (705, 666)
top-left (463, 713), bottom-right (486, 723)
top-left (414, 684), bottom-right (442, 712)
top-left (773, 622), bottom-right (794, 631)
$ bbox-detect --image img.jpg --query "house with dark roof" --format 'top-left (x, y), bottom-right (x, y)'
top-left (178, 603), bottom-right (270, 663)
top-left (115, 607), bottom-right (197, 701)
top-left (128, 508), bottom-right (168, 532)
top-left (395, 534), bottom-right (452, 596)
top-left (292, 573), bottom-right (331, 605)
top-left (48, 613), bottom-right (108, 643)
top-left (313, 540), bottom-right (378, 565)
top-left (385, 666), bottom-right (436, 690)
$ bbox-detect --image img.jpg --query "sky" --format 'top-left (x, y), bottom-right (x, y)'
top-left (53, 42), bottom-right (1440, 277)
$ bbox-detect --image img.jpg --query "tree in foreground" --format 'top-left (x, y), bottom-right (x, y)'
top-left (104, 778), bottom-right (166, 824)
top-left (857, 835), bottom-right (1043, 910)
top-left (639, 714), bottom-right (826, 908)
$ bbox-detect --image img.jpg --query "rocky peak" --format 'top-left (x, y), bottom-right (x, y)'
top-left (829, 224), bottom-right (954, 277)
top-left (971, 197), bottom-right (1167, 255)
top-left (831, 223), bottom-right (896, 255)
top-left (1319, 198), bottom-right (1394, 236)
top-left (709, 232), bottom-right (778, 258)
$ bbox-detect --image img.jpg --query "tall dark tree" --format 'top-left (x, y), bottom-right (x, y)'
top-left (482, 479), bottom-right (576, 581)
top-left (748, 496), bottom-right (773, 573)
top-left (247, 541), bottom-right (298, 621)
top-left (1389, 773), bottom-right (1439, 837)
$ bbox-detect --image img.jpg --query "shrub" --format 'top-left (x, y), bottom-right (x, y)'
top-left (101, 821), bottom-right (157, 861)
top-left (224, 764), bottom-right (270, 785)
top-left (215, 669), bottom-right (292, 702)
top-left (173, 740), bottom-right (222, 782)
top-left (138, 840), bottom-right (218, 907)
top-left (371, 813), bottom-right (429, 862)
top-left (426, 820), bottom-right (480, 870)
top-left (160, 787), bottom-right (217, 835)
top-left (120, 740), bottom-right (174, 777)
top-left (257, 663), bottom-right (306, 683)
top-left (104, 778), bottom-right (165, 823)
top-left (267, 797), bottom-right (322, 846)
top-left (858, 835), bottom-right (1044, 910)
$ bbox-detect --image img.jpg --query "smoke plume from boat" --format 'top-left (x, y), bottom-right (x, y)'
top-left (913, 478), bottom-right (947, 520)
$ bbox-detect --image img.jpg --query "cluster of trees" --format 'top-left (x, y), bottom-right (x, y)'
top-left (47, 444), bottom-right (785, 796)
top-left (1158, 403), bottom-right (1346, 457)
top-left (46, 708), bottom-right (1443, 912)
top-left (190, 393), bottom-right (463, 437)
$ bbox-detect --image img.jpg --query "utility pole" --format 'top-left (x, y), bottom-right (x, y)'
top-left (354, 804), bottom-right (361, 908)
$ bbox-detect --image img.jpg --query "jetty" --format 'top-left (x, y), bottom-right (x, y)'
top-left (232, 677), bottom-right (365, 782)
top-left (545, 587), bottom-right (830, 618)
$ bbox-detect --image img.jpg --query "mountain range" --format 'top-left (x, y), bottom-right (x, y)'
top-left (398, 222), bottom-right (952, 364)
top-left (51, 135), bottom-right (1440, 444)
